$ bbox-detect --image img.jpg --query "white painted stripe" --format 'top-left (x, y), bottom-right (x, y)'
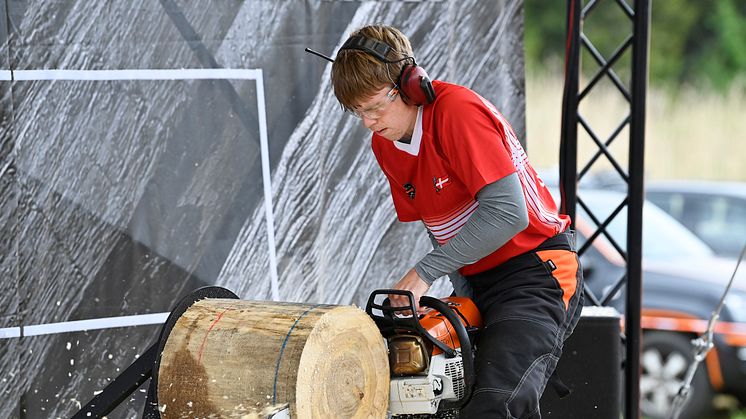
top-left (255, 71), bottom-right (280, 301)
top-left (0, 67), bottom-right (282, 328)
top-left (7, 68), bottom-right (263, 81)
top-left (0, 328), bottom-right (21, 338)
top-left (0, 312), bottom-right (170, 339)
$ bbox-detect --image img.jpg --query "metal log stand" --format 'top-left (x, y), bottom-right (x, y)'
top-left (70, 286), bottom-right (239, 419)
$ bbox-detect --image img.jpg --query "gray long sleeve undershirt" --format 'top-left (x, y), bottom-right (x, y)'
top-left (414, 172), bottom-right (529, 288)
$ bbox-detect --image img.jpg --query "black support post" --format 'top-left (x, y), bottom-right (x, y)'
top-left (559, 0), bottom-right (581, 226)
top-left (559, 0), bottom-right (650, 418)
top-left (625, 1), bottom-right (651, 418)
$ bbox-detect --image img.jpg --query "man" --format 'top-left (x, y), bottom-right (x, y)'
top-left (330, 25), bottom-right (583, 418)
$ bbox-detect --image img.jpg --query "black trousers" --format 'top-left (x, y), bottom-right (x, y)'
top-left (460, 232), bottom-right (584, 419)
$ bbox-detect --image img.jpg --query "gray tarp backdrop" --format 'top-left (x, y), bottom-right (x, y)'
top-left (0, 1), bottom-right (525, 417)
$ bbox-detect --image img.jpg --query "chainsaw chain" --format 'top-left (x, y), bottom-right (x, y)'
top-left (392, 409), bottom-right (459, 419)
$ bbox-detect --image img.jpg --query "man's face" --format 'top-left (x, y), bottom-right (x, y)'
top-left (352, 85), bottom-right (418, 142)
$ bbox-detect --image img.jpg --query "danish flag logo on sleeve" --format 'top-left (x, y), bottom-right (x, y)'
top-left (433, 175), bottom-right (450, 193)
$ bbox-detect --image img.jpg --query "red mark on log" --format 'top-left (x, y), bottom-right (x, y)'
top-left (197, 309), bottom-right (228, 363)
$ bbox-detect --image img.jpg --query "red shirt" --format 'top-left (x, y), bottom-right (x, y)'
top-left (371, 81), bottom-right (570, 276)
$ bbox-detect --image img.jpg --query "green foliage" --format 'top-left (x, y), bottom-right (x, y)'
top-left (523, 0), bottom-right (566, 70)
top-left (649, 0), bottom-right (701, 86)
top-left (698, 0), bottom-right (746, 90)
top-left (523, 0), bottom-right (746, 91)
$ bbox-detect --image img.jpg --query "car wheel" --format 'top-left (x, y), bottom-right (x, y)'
top-left (640, 331), bottom-right (714, 419)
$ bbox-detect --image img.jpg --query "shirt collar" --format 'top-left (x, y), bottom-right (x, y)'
top-left (394, 106), bottom-right (423, 156)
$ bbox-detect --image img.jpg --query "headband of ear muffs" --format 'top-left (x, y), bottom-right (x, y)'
top-left (339, 35), bottom-right (436, 106)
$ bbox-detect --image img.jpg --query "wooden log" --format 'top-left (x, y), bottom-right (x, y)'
top-left (157, 298), bottom-right (389, 418)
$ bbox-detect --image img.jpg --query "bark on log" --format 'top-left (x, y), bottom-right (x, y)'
top-left (157, 298), bottom-right (389, 418)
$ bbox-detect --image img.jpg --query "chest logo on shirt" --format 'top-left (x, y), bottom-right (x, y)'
top-left (404, 183), bottom-right (416, 199)
top-left (433, 176), bottom-right (450, 193)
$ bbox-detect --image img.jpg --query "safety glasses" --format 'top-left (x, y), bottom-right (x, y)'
top-left (347, 85), bottom-right (399, 120)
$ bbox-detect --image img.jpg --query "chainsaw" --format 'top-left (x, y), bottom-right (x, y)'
top-left (365, 289), bottom-right (482, 417)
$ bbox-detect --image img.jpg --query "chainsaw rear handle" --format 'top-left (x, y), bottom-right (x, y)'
top-left (365, 289), bottom-right (475, 408)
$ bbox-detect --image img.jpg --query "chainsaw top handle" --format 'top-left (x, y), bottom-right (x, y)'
top-left (365, 289), bottom-right (475, 408)
top-left (366, 290), bottom-right (462, 356)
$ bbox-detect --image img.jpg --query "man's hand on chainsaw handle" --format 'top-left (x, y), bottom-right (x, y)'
top-left (390, 268), bottom-right (431, 315)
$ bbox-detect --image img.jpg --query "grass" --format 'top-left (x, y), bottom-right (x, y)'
top-left (524, 72), bottom-right (746, 182)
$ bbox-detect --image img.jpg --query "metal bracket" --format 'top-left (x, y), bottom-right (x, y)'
top-left (70, 286), bottom-right (239, 418)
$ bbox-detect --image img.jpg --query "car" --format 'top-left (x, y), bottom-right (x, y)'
top-left (560, 187), bottom-right (746, 419)
top-left (645, 180), bottom-right (746, 259)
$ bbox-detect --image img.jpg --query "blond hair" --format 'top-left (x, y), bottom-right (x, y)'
top-left (331, 25), bottom-right (414, 111)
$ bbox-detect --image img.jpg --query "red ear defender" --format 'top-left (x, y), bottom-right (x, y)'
top-left (398, 64), bottom-right (436, 106)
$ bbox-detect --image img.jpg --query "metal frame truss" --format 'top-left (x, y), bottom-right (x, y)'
top-left (560, 0), bottom-right (651, 418)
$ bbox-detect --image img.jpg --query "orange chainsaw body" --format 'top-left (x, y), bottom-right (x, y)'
top-left (417, 297), bottom-right (482, 355)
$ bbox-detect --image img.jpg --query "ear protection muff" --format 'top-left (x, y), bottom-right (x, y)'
top-left (398, 64), bottom-right (437, 106)
top-left (339, 35), bottom-right (436, 106)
